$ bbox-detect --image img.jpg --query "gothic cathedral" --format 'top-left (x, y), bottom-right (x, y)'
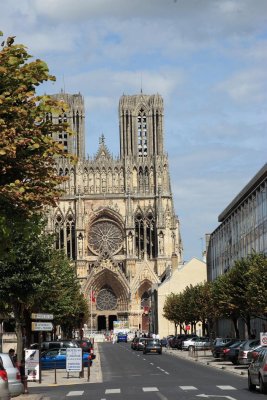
top-left (46, 92), bottom-right (183, 333)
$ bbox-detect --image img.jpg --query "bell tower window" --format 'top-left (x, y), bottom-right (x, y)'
top-left (137, 109), bottom-right (147, 157)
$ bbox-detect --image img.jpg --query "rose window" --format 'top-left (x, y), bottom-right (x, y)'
top-left (88, 220), bottom-right (123, 255)
top-left (96, 288), bottom-right (117, 310)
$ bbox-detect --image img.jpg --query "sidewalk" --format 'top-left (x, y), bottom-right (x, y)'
top-left (16, 343), bottom-right (102, 400)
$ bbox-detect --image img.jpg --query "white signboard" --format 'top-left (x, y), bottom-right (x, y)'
top-left (260, 332), bottom-right (267, 346)
top-left (66, 348), bottom-right (82, 372)
top-left (25, 349), bottom-right (40, 381)
top-left (31, 313), bottom-right (54, 320)
top-left (31, 322), bottom-right (53, 331)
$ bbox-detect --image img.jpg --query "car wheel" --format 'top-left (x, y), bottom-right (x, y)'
top-left (248, 373), bottom-right (256, 391)
top-left (259, 376), bottom-right (267, 394)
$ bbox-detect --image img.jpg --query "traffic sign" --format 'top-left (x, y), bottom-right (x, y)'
top-left (260, 332), bottom-right (267, 346)
top-left (31, 313), bottom-right (54, 320)
top-left (31, 322), bottom-right (53, 331)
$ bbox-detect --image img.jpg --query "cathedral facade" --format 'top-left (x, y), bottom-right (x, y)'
top-left (46, 92), bottom-right (183, 333)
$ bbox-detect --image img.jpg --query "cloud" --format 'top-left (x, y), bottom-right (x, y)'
top-left (216, 68), bottom-right (267, 103)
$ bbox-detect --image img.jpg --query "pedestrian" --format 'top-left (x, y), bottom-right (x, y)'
top-left (8, 348), bottom-right (17, 366)
top-left (112, 334), bottom-right (116, 344)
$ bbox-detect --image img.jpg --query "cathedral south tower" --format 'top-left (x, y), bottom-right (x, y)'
top-left (47, 92), bottom-right (183, 333)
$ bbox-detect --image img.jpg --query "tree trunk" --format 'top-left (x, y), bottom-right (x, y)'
top-left (232, 317), bottom-right (240, 338)
top-left (13, 301), bottom-right (25, 366)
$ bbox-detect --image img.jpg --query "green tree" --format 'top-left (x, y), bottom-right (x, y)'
top-left (0, 32), bottom-right (73, 235)
top-left (0, 215), bottom-right (88, 362)
top-left (163, 293), bottom-right (182, 334)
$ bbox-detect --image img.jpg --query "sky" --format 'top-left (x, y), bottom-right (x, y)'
top-left (1, 0), bottom-right (267, 262)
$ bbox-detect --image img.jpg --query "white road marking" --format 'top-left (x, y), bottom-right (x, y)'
top-left (143, 387), bottom-right (159, 392)
top-left (105, 389), bottom-right (121, 394)
top-left (217, 385), bottom-right (237, 390)
top-left (66, 391), bottom-right (84, 396)
top-left (180, 386), bottom-right (198, 390)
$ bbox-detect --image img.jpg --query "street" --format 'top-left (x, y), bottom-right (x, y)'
top-left (26, 342), bottom-right (263, 400)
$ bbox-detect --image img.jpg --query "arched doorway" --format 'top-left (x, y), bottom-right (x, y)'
top-left (98, 315), bottom-right (106, 331)
top-left (109, 315), bottom-right (117, 330)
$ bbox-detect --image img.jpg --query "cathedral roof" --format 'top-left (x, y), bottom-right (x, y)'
top-left (94, 134), bottom-right (112, 160)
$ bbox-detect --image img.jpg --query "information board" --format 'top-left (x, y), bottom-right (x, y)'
top-left (31, 322), bottom-right (53, 331)
top-left (66, 348), bottom-right (82, 372)
top-left (25, 349), bottom-right (40, 381)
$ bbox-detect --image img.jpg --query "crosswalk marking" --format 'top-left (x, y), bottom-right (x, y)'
top-left (105, 389), bottom-right (121, 394)
top-left (66, 391), bottom-right (84, 396)
top-left (142, 387), bottom-right (159, 392)
top-left (180, 386), bottom-right (198, 390)
top-left (217, 385), bottom-right (237, 390)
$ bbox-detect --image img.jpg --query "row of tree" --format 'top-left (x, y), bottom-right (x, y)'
top-left (0, 32), bottom-right (87, 363)
top-left (163, 253), bottom-right (267, 338)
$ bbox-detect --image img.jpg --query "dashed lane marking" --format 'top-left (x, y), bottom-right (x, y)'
top-left (217, 385), bottom-right (237, 390)
top-left (66, 391), bottom-right (84, 396)
top-left (180, 386), bottom-right (198, 390)
top-left (142, 387), bottom-right (159, 392)
top-left (105, 389), bottom-right (121, 394)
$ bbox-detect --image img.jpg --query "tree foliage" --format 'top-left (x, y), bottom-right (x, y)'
top-left (0, 215), bottom-right (88, 361)
top-left (163, 253), bottom-right (267, 338)
top-left (0, 32), bottom-right (73, 219)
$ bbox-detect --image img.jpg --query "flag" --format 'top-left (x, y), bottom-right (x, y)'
top-left (90, 289), bottom-right (96, 303)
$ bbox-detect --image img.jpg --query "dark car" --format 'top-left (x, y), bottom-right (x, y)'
top-left (221, 340), bottom-right (245, 364)
top-left (143, 339), bottom-right (162, 355)
top-left (212, 338), bottom-right (239, 358)
top-left (248, 347), bottom-right (267, 393)
top-left (31, 340), bottom-right (79, 351)
top-left (160, 338), bottom-right (168, 347)
top-left (75, 339), bottom-right (96, 359)
top-left (131, 337), bottom-right (138, 350)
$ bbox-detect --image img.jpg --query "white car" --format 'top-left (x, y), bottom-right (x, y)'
top-left (182, 337), bottom-right (199, 350)
top-left (0, 354), bottom-right (23, 397)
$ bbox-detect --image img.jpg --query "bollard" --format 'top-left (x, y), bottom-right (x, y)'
top-left (87, 355), bottom-right (91, 382)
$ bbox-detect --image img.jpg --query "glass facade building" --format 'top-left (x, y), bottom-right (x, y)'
top-left (207, 163), bottom-right (267, 281)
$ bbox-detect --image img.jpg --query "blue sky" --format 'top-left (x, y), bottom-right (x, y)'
top-left (1, 0), bottom-right (267, 261)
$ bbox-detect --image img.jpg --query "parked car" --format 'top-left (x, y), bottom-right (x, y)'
top-left (0, 358), bottom-right (11, 400)
top-left (248, 347), bottom-right (267, 393)
top-left (0, 353), bottom-right (23, 397)
top-left (75, 339), bottom-right (96, 360)
top-left (238, 339), bottom-right (260, 365)
top-left (247, 345), bottom-right (265, 364)
top-left (143, 339), bottom-right (162, 355)
top-left (193, 337), bottom-right (212, 351)
top-left (41, 348), bottom-right (91, 370)
top-left (212, 338), bottom-right (239, 358)
top-left (221, 340), bottom-right (245, 364)
top-left (170, 334), bottom-right (197, 349)
top-left (117, 333), bottom-right (127, 343)
top-left (131, 337), bottom-right (138, 350)
top-left (160, 338), bottom-right (168, 347)
top-left (31, 340), bottom-right (80, 351)
top-left (182, 336), bottom-right (199, 350)
top-left (135, 337), bottom-right (148, 351)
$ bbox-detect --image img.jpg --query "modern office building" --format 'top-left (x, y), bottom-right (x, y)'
top-left (207, 163), bottom-right (267, 281)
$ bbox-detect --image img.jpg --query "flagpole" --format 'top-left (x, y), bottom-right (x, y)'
top-left (90, 287), bottom-right (93, 337)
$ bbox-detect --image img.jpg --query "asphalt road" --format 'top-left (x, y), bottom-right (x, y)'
top-left (29, 342), bottom-right (261, 400)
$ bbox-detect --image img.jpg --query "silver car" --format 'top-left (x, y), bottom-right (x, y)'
top-left (248, 347), bottom-right (267, 393)
top-left (0, 358), bottom-right (11, 400)
top-left (0, 354), bottom-right (23, 397)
